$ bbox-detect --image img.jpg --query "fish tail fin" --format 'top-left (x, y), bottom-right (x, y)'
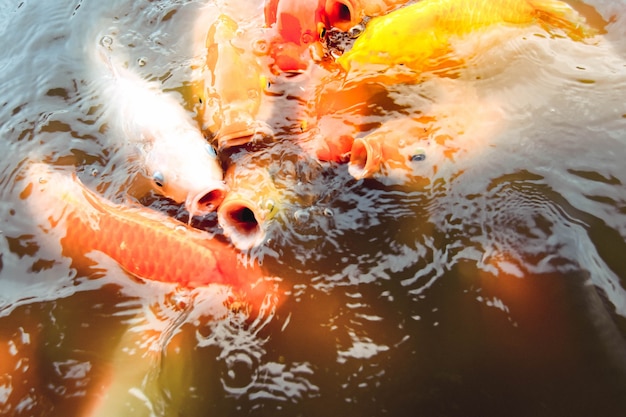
top-left (527, 0), bottom-right (596, 40)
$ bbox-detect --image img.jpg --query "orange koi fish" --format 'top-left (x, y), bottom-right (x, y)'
top-left (95, 51), bottom-right (226, 216)
top-left (20, 163), bottom-right (266, 295)
top-left (200, 14), bottom-right (272, 149)
top-left (299, 78), bottom-right (387, 162)
top-left (338, 0), bottom-right (595, 76)
top-left (263, 0), bottom-right (408, 72)
top-left (347, 82), bottom-right (504, 182)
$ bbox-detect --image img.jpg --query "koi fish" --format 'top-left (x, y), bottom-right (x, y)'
top-left (20, 162), bottom-right (264, 293)
top-left (95, 51), bottom-right (226, 216)
top-left (338, 0), bottom-right (595, 75)
top-left (200, 14), bottom-right (272, 149)
top-left (263, 0), bottom-right (408, 72)
top-left (299, 79), bottom-right (387, 162)
top-left (217, 155), bottom-right (280, 250)
top-left (347, 81), bottom-right (504, 182)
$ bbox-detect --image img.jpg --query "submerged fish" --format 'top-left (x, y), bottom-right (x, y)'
top-left (338, 0), bottom-right (595, 75)
top-left (20, 162), bottom-right (264, 292)
top-left (263, 0), bottom-right (408, 72)
top-left (95, 51), bottom-right (226, 216)
top-left (200, 14), bottom-right (272, 149)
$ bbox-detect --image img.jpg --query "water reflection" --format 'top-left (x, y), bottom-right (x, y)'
top-left (1, 0), bottom-right (626, 416)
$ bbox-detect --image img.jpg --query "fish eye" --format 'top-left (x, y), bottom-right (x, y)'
top-left (205, 144), bottom-right (218, 159)
top-left (317, 22), bottom-right (327, 39)
top-left (153, 171), bottom-right (165, 188)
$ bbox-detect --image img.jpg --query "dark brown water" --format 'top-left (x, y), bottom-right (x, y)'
top-left (1, 0), bottom-right (626, 416)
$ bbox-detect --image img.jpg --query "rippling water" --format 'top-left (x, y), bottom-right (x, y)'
top-left (1, 0), bottom-right (626, 416)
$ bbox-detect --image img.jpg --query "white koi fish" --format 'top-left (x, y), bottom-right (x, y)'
top-left (93, 49), bottom-right (226, 216)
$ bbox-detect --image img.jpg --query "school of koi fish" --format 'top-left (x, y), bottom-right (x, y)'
top-left (8, 0), bottom-right (619, 413)
top-left (22, 0), bottom-right (599, 297)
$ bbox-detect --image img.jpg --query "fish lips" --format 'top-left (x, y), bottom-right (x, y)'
top-left (215, 120), bottom-right (274, 150)
top-left (185, 180), bottom-right (228, 217)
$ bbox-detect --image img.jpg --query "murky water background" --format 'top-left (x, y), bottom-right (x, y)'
top-left (1, 0), bottom-right (626, 416)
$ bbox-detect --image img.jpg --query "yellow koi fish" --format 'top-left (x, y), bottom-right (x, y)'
top-left (217, 153), bottom-right (281, 250)
top-left (200, 14), bottom-right (271, 149)
top-left (338, 0), bottom-right (595, 74)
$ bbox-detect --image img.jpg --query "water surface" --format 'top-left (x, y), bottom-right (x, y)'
top-left (1, 0), bottom-right (626, 416)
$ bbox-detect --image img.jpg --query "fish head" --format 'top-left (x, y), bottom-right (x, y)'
top-left (144, 133), bottom-right (227, 217)
top-left (263, 0), bottom-right (366, 72)
top-left (264, 0), bottom-right (327, 72)
top-left (323, 0), bottom-right (363, 31)
top-left (217, 163), bottom-right (280, 251)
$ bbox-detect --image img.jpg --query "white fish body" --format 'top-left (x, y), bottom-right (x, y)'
top-left (95, 50), bottom-right (226, 216)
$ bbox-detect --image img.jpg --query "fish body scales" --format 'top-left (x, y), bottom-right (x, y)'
top-left (62, 197), bottom-right (224, 286)
top-left (23, 164), bottom-right (241, 287)
top-left (339, 0), bottom-right (593, 71)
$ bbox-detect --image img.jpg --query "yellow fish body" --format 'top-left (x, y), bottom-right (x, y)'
top-left (200, 15), bottom-right (271, 149)
top-left (338, 0), bottom-right (595, 73)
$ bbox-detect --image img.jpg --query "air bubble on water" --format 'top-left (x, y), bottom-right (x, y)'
top-left (301, 32), bottom-right (315, 44)
top-left (100, 35), bottom-right (113, 49)
top-left (247, 89), bottom-right (259, 100)
top-left (221, 350), bottom-right (258, 394)
top-left (137, 57), bottom-right (147, 67)
top-left (252, 39), bottom-right (268, 55)
top-left (294, 209), bottom-right (310, 223)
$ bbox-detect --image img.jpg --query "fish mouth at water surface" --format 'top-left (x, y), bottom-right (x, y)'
top-left (214, 120), bottom-right (275, 150)
top-left (217, 197), bottom-right (268, 251)
top-left (186, 182), bottom-right (228, 217)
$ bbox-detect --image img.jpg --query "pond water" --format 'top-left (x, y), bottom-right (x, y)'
top-left (1, 0), bottom-right (626, 416)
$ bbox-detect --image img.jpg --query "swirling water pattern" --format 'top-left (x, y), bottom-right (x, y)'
top-left (0, 0), bottom-right (626, 416)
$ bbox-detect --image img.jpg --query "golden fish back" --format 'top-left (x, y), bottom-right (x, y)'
top-left (338, 0), bottom-right (595, 72)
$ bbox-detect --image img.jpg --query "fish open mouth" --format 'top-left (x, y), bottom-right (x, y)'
top-left (217, 197), bottom-right (266, 250)
top-left (348, 137), bottom-right (382, 180)
top-left (324, 0), bottom-right (358, 32)
top-left (187, 183), bottom-right (227, 217)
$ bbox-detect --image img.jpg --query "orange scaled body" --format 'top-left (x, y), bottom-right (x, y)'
top-left (21, 163), bottom-right (263, 290)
